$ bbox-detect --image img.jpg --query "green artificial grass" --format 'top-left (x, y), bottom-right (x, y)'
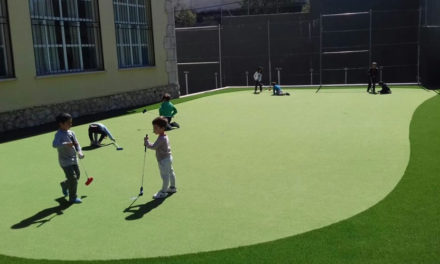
top-left (0, 87), bottom-right (438, 263)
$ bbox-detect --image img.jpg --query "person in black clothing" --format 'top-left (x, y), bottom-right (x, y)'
top-left (378, 82), bottom-right (392, 94)
top-left (367, 62), bottom-right (378, 94)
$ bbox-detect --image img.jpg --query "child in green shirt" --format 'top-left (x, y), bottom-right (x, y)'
top-left (159, 93), bottom-right (180, 130)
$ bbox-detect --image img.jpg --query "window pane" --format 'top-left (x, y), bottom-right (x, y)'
top-left (0, 0), bottom-right (14, 78)
top-left (29, 0), bottom-right (103, 75)
top-left (113, 0), bottom-right (154, 68)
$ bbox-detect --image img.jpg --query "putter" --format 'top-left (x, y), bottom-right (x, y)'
top-left (82, 160), bottom-right (94, 186)
top-left (142, 109), bottom-right (147, 114)
top-left (69, 136), bottom-right (94, 186)
top-left (113, 141), bottom-right (124, 151)
top-left (139, 134), bottom-right (148, 196)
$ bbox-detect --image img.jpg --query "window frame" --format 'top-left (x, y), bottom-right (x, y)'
top-left (113, 0), bottom-right (155, 69)
top-left (0, 0), bottom-right (15, 79)
top-left (29, 0), bottom-right (104, 76)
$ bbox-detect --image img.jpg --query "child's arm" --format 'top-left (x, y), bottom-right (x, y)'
top-left (53, 133), bottom-right (74, 148)
top-left (101, 125), bottom-right (115, 141)
top-left (144, 136), bottom-right (164, 150)
top-left (70, 133), bottom-right (84, 158)
top-left (171, 104), bottom-right (178, 117)
top-left (159, 103), bottom-right (165, 116)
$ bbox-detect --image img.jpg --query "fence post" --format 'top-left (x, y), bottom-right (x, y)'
top-left (267, 19), bottom-right (272, 83)
top-left (245, 71), bottom-right (249, 86)
top-left (319, 14), bottom-right (323, 86)
top-left (215, 72), bottom-right (218, 89)
top-left (417, 7), bottom-right (422, 84)
top-left (218, 24), bottom-right (223, 88)
top-left (369, 9), bottom-right (372, 65)
top-left (310, 68), bottom-right (314, 85)
top-left (379, 66), bottom-right (383, 83)
top-left (184, 71), bottom-right (189, 95)
top-left (275, 67), bottom-right (282, 84)
top-left (344, 67), bottom-right (348, 84)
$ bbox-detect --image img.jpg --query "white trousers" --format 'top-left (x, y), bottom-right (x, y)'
top-left (158, 156), bottom-right (176, 192)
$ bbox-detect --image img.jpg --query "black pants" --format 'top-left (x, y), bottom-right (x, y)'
top-left (255, 81), bottom-right (263, 92)
top-left (368, 77), bottom-right (377, 93)
top-left (165, 117), bottom-right (180, 131)
top-left (61, 164), bottom-right (80, 201)
top-left (88, 126), bottom-right (106, 143)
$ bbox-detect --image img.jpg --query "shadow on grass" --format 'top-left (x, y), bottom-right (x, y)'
top-left (123, 194), bottom-right (174, 221)
top-left (82, 143), bottom-right (113, 151)
top-left (11, 196), bottom-right (87, 229)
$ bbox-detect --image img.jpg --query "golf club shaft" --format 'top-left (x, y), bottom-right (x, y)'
top-left (69, 136), bottom-right (90, 179)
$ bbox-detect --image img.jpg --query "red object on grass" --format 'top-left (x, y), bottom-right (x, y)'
top-left (85, 177), bottom-right (94, 186)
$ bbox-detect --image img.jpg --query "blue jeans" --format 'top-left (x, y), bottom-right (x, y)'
top-left (62, 164), bottom-right (80, 201)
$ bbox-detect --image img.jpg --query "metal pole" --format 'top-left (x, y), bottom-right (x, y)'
top-left (218, 24), bottom-right (223, 88)
top-left (319, 14), bottom-right (323, 86)
top-left (425, 0), bottom-right (428, 26)
top-left (267, 19), bottom-right (272, 84)
top-left (184, 71), bottom-right (189, 95)
top-left (275, 67), bottom-right (282, 84)
top-left (417, 7), bottom-right (422, 84)
top-left (344, 67), bottom-right (348, 84)
top-left (248, 0), bottom-right (250, 15)
top-left (215, 72), bottom-right (218, 88)
top-left (380, 66), bottom-right (383, 83)
top-left (310, 68), bottom-right (314, 85)
top-left (369, 9), bottom-right (372, 65)
top-left (245, 71), bottom-right (249, 86)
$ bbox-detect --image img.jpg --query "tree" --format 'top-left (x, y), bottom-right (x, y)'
top-left (174, 3), bottom-right (197, 27)
top-left (175, 9), bottom-right (197, 27)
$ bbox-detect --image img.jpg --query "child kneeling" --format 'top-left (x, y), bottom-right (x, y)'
top-left (272, 82), bottom-right (290, 96)
top-left (144, 117), bottom-right (177, 199)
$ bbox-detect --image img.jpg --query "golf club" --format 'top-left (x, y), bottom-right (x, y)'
top-left (142, 109), bottom-right (147, 114)
top-left (80, 158), bottom-right (94, 186)
top-left (139, 134), bottom-right (148, 196)
top-left (69, 136), bottom-right (94, 186)
top-left (113, 141), bottom-right (124, 151)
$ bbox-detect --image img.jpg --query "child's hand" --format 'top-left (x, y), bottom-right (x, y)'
top-left (78, 152), bottom-right (85, 159)
top-left (144, 136), bottom-right (149, 146)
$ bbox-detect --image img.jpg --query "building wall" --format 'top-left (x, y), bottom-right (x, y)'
top-left (0, 0), bottom-right (175, 113)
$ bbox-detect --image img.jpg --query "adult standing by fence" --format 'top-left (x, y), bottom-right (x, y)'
top-left (367, 62), bottom-right (378, 94)
top-left (254, 67), bottom-right (263, 94)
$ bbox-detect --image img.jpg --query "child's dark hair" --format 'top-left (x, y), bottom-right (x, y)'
top-left (56, 113), bottom-right (72, 124)
top-left (162, 93), bottom-right (171, 101)
top-left (152, 116), bottom-right (168, 129)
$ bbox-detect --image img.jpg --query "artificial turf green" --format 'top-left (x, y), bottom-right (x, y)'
top-left (0, 87), bottom-right (438, 263)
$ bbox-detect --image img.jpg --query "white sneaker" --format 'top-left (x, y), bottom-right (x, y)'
top-left (167, 187), bottom-right (177, 193)
top-left (153, 191), bottom-right (168, 199)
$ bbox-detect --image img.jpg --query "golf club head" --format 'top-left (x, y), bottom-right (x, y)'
top-left (85, 177), bottom-right (94, 186)
top-left (139, 187), bottom-right (143, 196)
top-left (142, 109), bottom-right (147, 114)
top-left (117, 147), bottom-right (124, 151)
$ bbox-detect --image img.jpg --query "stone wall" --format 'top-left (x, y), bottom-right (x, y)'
top-left (164, 0), bottom-right (179, 86)
top-left (0, 84), bottom-right (179, 133)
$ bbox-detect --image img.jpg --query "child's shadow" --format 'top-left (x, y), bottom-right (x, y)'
top-left (11, 196), bottom-right (87, 229)
top-left (82, 144), bottom-right (112, 151)
top-left (123, 194), bottom-right (173, 221)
